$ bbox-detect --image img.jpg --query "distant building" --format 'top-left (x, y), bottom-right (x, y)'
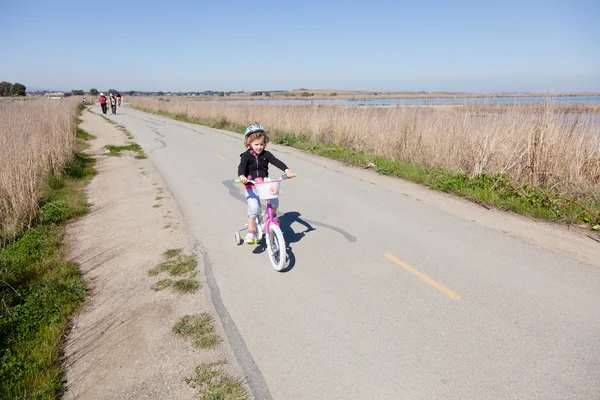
top-left (45, 92), bottom-right (64, 99)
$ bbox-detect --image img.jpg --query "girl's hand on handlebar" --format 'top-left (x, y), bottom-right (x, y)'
top-left (238, 175), bottom-right (248, 184)
top-left (285, 169), bottom-right (294, 179)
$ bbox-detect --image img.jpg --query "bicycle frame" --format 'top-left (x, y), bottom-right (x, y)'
top-left (234, 174), bottom-right (291, 239)
top-left (243, 181), bottom-right (281, 242)
top-left (234, 174), bottom-right (294, 270)
top-left (263, 202), bottom-right (278, 232)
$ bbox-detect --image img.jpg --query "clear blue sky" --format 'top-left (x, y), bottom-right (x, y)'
top-left (1, 0), bottom-right (598, 93)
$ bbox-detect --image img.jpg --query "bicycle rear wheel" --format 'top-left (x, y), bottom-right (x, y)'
top-left (266, 223), bottom-right (286, 271)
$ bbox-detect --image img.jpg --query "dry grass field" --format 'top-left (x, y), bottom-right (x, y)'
top-left (132, 97), bottom-right (600, 199)
top-left (0, 99), bottom-right (78, 239)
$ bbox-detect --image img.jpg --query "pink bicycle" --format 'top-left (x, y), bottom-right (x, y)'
top-left (234, 174), bottom-right (294, 271)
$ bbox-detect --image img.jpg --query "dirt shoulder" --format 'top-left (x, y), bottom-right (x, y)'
top-left (62, 110), bottom-right (246, 399)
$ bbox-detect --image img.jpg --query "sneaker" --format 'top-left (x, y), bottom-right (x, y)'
top-left (245, 232), bottom-right (256, 244)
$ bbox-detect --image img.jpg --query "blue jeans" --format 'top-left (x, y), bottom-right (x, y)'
top-left (246, 188), bottom-right (279, 218)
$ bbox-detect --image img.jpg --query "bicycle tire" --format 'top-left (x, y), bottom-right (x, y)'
top-left (266, 223), bottom-right (286, 271)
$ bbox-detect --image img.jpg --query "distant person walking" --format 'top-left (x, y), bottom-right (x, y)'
top-left (109, 93), bottom-right (117, 115)
top-left (116, 93), bottom-right (122, 107)
top-left (98, 92), bottom-right (107, 114)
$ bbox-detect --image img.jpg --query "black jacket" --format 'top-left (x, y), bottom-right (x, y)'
top-left (237, 149), bottom-right (288, 179)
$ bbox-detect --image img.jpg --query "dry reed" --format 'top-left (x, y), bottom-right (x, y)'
top-left (132, 97), bottom-right (600, 197)
top-left (0, 99), bottom-right (77, 239)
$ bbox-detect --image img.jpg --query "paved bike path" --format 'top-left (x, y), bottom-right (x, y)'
top-left (100, 106), bottom-right (600, 400)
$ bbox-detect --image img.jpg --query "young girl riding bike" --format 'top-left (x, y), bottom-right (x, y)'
top-left (238, 124), bottom-right (294, 244)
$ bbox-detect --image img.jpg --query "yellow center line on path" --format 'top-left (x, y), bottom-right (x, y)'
top-left (190, 140), bottom-right (196, 145)
top-left (216, 154), bottom-right (227, 160)
top-left (384, 254), bottom-right (461, 300)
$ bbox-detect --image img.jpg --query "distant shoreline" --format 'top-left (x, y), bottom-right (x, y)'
top-left (17, 91), bottom-right (600, 101)
top-left (188, 91), bottom-right (600, 101)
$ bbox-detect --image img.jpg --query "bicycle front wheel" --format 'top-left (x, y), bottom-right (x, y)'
top-left (266, 223), bottom-right (286, 271)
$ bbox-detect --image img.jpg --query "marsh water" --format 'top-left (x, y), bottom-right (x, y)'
top-left (219, 95), bottom-right (600, 106)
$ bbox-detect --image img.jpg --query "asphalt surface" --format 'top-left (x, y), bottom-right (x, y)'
top-left (100, 105), bottom-right (600, 400)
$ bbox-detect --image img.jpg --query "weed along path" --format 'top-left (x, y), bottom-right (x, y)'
top-left (62, 110), bottom-right (247, 399)
top-left (90, 105), bottom-right (600, 400)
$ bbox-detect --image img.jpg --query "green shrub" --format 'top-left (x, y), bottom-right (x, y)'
top-left (40, 201), bottom-right (70, 224)
top-left (212, 116), bottom-right (229, 129)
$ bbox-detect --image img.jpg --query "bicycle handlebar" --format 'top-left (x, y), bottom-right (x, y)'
top-left (235, 173), bottom-right (296, 184)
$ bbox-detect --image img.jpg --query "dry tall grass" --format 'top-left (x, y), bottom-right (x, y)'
top-left (132, 97), bottom-right (600, 197)
top-left (0, 99), bottom-right (77, 239)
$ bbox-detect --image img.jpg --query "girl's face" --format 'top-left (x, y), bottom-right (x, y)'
top-left (250, 137), bottom-right (265, 154)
